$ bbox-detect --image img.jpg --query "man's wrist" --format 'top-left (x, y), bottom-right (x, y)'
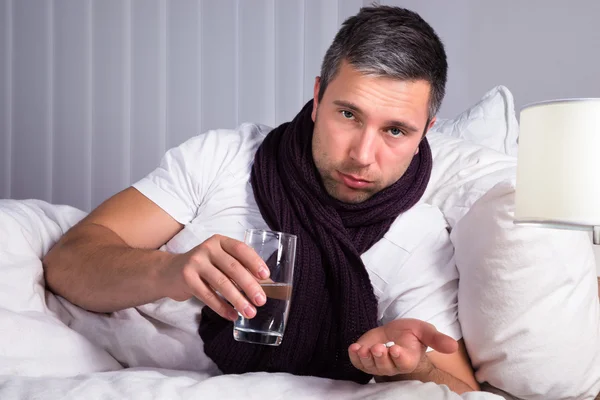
top-left (148, 250), bottom-right (179, 299)
top-left (378, 354), bottom-right (476, 393)
top-left (374, 354), bottom-right (435, 383)
top-left (411, 352), bottom-right (435, 377)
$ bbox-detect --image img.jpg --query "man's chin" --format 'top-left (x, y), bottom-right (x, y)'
top-left (327, 187), bottom-right (374, 204)
top-left (341, 196), bottom-right (371, 204)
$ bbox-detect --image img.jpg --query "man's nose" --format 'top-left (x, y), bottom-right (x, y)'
top-left (348, 128), bottom-right (377, 167)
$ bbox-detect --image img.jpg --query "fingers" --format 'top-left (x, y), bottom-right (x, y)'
top-left (348, 344), bottom-right (376, 374)
top-left (182, 235), bottom-right (269, 320)
top-left (348, 343), bottom-right (363, 370)
top-left (413, 321), bottom-right (458, 354)
top-left (371, 343), bottom-right (396, 374)
top-left (386, 318), bottom-right (458, 354)
top-left (209, 249), bottom-right (267, 308)
top-left (196, 265), bottom-right (260, 319)
top-left (348, 343), bottom-right (414, 376)
top-left (389, 344), bottom-right (419, 373)
top-left (183, 270), bottom-right (239, 321)
top-left (220, 236), bottom-right (270, 280)
top-left (357, 343), bottom-right (376, 371)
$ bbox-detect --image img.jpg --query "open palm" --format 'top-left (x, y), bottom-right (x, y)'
top-left (348, 318), bottom-right (458, 377)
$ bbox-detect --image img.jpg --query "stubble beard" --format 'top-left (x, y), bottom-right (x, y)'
top-left (312, 112), bottom-right (380, 204)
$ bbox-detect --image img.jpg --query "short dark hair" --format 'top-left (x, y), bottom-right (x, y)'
top-left (319, 5), bottom-right (447, 118)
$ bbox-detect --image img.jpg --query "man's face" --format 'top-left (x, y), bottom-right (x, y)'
top-left (311, 61), bottom-right (435, 204)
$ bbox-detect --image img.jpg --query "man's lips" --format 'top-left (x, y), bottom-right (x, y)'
top-left (337, 171), bottom-right (372, 189)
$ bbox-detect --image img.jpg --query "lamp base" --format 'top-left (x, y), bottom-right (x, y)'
top-left (514, 220), bottom-right (600, 245)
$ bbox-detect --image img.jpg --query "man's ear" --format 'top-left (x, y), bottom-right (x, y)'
top-left (312, 76), bottom-right (321, 122)
top-left (426, 116), bottom-right (437, 133)
top-left (416, 117), bottom-right (437, 155)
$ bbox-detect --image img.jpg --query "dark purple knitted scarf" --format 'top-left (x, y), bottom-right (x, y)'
top-left (199, 100), bottom-right (432, 384)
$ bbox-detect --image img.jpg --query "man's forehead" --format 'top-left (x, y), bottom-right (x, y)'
top-left (326, 73), bottom-right (430, 124)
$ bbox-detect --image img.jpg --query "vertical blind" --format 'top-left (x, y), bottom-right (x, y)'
top-left (3, 0), bottom-right (600, 212)
top-left (0, 0), bottom-right (371, 212)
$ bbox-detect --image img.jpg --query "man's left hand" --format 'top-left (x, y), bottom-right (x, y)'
top-left (348, 318), bottom-right (458, 377)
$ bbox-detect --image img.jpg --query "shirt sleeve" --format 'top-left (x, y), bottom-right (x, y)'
top-left (131, 124), bottom-right (269, 226)
top-left (132, 130), bottom-right (231, 225)
top-left (132, 143), bottom-right (200, 224)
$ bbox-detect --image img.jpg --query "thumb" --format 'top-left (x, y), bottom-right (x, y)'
top-left (414, 320), bottom-right (458, 354)
top-left (387, 319), bottom-right (458, 354)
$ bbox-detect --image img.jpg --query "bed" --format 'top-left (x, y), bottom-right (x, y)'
top-left (0, 87), bottom-right (598, 399)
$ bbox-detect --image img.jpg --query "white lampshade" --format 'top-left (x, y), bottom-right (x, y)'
top-left (514, 99), bottom-right (600, 244)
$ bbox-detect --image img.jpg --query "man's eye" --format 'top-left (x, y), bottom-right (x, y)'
top-left (341, 110), bottom-right (355, 120)
top-left (388, 127), bottom-right (403, 137)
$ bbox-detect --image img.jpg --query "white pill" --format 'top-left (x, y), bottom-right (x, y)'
top-left (384, 341), bottom-right (395, 348)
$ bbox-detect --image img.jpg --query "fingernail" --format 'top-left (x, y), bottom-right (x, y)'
top-left (258, 266), bottom-right (269, 279)
top-left (228, 310), bottom-right (240, 321)
top-left (254, 293), bottom-right (266, 306)
top-left (373, 352), bottom-right (382, 358)
top-left (244, 305), bottom-right (256, 318)
top-left (391, 351), bottom-right (400, 358)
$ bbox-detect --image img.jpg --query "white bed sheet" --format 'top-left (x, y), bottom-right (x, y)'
top-left (0, 369), bottom-right (503, 400)
top-left (0, 199), bottom-right (502, 399)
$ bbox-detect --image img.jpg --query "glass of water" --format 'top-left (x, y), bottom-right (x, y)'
top-left (233, 229), bottom-right (297, 346)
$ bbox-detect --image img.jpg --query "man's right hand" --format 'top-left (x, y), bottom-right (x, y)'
top-left (162, 234), bottom-right (270, 321)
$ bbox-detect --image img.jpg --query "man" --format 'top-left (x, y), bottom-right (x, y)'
top-left (44, 6), bottom-right (479, 393)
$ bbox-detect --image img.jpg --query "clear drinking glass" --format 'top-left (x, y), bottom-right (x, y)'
top-left (233, 229), bottom-right (297, 346)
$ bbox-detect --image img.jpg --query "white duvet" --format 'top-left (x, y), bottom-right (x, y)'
top-left (0, 199), bottom-right (503, 399)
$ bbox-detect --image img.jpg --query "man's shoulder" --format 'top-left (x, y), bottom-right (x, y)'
top-left (173, 123), bottom-right (273, 176)
top-left (181, 122), bottom-right (272, 154)
top-left (204, 122), bottom-right (273, 141)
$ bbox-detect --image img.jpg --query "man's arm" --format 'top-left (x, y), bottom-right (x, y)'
top-left (43, 187), bottom-right (184, 312)
top-left (43, 187), bottom-right (269, 319)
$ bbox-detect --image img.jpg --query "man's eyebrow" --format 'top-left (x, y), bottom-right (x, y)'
top-left (384, 119), bottom-right (420, 134)
top-left (332, 100), bottom-right (420, 133)
top-left (333, 100), bottom-right (363, 114)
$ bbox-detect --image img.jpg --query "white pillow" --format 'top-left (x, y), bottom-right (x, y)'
top-left (423, 87), bottom-right (600, 399)
top-left (423, 132), bottom-right (516, 229)
top-left (432, 85), bottom-right (519, 157)
top-left (422, 85), bottom-right (519, 228)
top-left (0, 200), bottom-right (123, 376)
top-left (451, 181), bottom-right (600, 399)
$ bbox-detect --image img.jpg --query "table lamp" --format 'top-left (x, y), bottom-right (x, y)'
top-left (514, 98), bottom-right (600, 244)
